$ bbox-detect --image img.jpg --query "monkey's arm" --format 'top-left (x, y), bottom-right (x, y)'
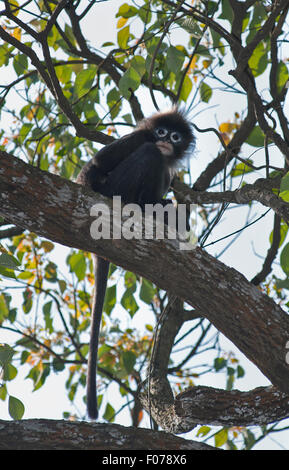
top-left (77, 129), bottom-right (155, 190)
top-left (95, 129), bottom-right (155, 171)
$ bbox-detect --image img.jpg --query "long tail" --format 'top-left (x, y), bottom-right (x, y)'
top-left (87, 255), bottom-right (110, 419)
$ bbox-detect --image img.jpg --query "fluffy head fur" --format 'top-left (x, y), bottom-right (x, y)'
top-left (137, 107), bottom-right (195, 159)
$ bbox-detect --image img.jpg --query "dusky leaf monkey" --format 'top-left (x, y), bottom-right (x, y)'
top-left (77, 108), bottom-right (194, 419)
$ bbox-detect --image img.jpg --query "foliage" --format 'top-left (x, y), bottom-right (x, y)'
top-left (0, 0), bottom-right (289, 450)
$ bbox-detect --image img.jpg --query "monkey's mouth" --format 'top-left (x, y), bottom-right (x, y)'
top-left (156, 141), bottom-right (173, 156)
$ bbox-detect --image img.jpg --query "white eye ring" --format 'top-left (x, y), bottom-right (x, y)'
top-left (156, 127), bottom-right (168, 138)
top-left (170, 132), bottom-right (181, 143)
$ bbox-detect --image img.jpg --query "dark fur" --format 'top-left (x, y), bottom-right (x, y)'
top-left (77, 109), bottom-right (194, 419)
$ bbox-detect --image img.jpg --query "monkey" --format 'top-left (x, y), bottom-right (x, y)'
top-left (77, 108), bottom-right (194, 419)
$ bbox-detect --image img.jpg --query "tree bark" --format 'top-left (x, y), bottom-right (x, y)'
top-left (0, 419), bottom-right (215, 450)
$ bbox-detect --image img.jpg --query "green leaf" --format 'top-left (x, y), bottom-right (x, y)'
top-left (122, 350), bottom-right (136, 373)
top-left (200, 82), bottom-right (212, 103)
top-left (52, 358), bottom-right (65, 372)
top-left (44, 261), bottom-right (57, 283)
top-left (67, 252), bottom-right (86, 281)
top-left (280, 243), bottom-right (289, 275)
top-left (121, 288), bottom-right (139, 317)
top-left (0, 253), bottom-right (21, 269)
top-left (18, 271), bottom-right (34, 281)
top-left (275, 277), bottom-right (289, 290)
top-left (197, 425), bottom-right (211, 437)
top-left (56, 64), bottom-right (72, 84)
top-left (117, 25), bottom-right (130, 49)
top-left (210, 28), bottom-right (225, 55)
top-left (130, 55), bottom-right (146, 78)
top-left (140, 279), bottom-right (156, 304)
top-left (116, 3), bottom-right (138, 18)
top-left (103, 284), bottom-right (116, 315)
top-left (0, 384), bottom-right (7, 401)
top-left (0, 344), bottom-right (15, 365)
top-left (0, 266), bottom-right (16, 279)
top-left (237, 365), bottom-right (245, 378)
top-left (103, 402), bottom-right (115, 422)
top-left (18, 123), bottom-right (33, 144)
top-left (195, 44), bottom-right (214, 59)
top-left (138, 5), bottom-right (152, 23)
top-left (218, 0), bottom-right (233, 23)
top-left (178, 18), bottom-right (203, 37)
top-left (43, 301), bottom-right (53, 333)
top-left (0, 294), bottom-right (9, 323)
top-left (3, 363), bottom-right (17, 381)
top-left (167, 46), bottom-right (185, 73)
top-left (107, 88), bottom-right (121, 120)
top-left (26, 364), bottom-right (50, 391)
top-left (119, 67), bottom-right (141, 98)
top-left (276, 62), bottom-right (289, 94)
top-left (269, 220), bottom-right (288, 246)
top-left (248, 41), bottom-right (268, 77)
top-left (0, 44), bottom-right (10, 67)
top-left (246, 3), bottom-right (267, 44)
top-left (8, 395), bottom-right (25, 420)
top-left (244, 429), bottom-right (256, 450)
top-left (214, 428), bottom-right (228, 448)
top-left (226, 373), bottom-right (234, 391)
top-left (58, 279), bottom-right (67, 294)
top-left (279, 190), bottom-right (289, 202)
top-left (231, 159), bottom-right (254, 177)
top-left (280, 171), bottom-right (289, 192)
top-left (246, 126), bottom-right (265, 147)
top-left (179, 75), bottom-right (193, 102)
top-left (214, 357), bottom-right (227, 371)
top-left (74, 68), bottom-right (96, 99)
top-left (22, 289), bottom-right (33, 314)
top-left (124, 271), bottom-right (137, 290)
top-left (13, 53), bottom-right (28, 76)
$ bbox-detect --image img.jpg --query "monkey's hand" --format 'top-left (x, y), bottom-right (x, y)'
top-left (77, 162), bottom-right (107, 192)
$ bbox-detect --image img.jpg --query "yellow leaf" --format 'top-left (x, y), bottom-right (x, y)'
top-left (12, 27), bottom-right (21, 41)
top-left (11, 0), bottom-right (20, 16)
top-left (187, 55), bottom-right (198, 72)
top-left (219, 122), bottom-right (235, 133)
top-left (117, 17), bottom-right (128, 29)
top-left (107, 126), bottom-right (115, 135)
top-left (203, 59), bottom-right (212, 69)
top-left (26, 109), bottom-right (35, 121)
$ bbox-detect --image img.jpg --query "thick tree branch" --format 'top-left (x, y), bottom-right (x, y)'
top-left (1, 152), bottom-right (289, 405)
top-left (175, 385), bottom-right (289, 427)
top-left (0, 419), bottom-right (215, 450)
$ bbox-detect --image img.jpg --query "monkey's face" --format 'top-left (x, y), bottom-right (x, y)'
top-left (138, 108), bottom-right (194, 161)
top-left (154, 127), bottom-right (183, 159)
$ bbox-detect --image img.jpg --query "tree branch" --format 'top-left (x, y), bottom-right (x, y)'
top-left (0, 419), bottom-right (215, 450)
top-left (174, 175), bottom-right (289, 223)
top-left (176, 385), bottom-right (289, 427)
top-left (1, 151), bottom-right (289, 404)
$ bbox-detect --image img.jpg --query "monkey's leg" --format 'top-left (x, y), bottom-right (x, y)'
top-left (87, 256), bottom-right (110, 419)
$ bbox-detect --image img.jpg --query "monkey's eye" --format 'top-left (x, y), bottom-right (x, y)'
top-left (170, 132), bottom-right (182, 143)
top-left (155, 127), bottom-right (168, 138)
